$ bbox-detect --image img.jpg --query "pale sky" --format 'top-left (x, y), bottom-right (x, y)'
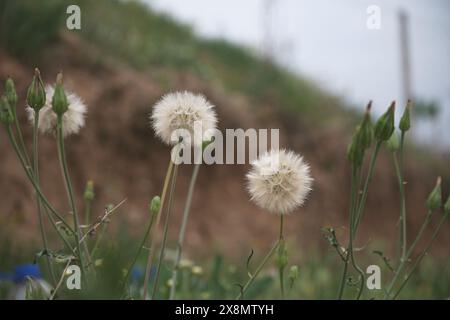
top-left (146, 0), bottom-right (450, 150)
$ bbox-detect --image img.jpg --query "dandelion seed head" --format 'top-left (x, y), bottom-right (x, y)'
top-left (246, 149), bottom-right (313, 214)
top-left (26, 85), bottom-right (87, 137)
top-left (151, 91), bottom-right (217, 146)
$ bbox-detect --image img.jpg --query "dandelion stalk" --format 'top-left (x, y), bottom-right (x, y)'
top-left (122, 199), bottom-right (158, 296)
top-left (170, 163), bottom-right (200, 300)
top-left (5, 125), bottom-right (74, 235)
top-left (151, 163), bottom-right (179, 299)
top-left (236, 237), bottom-right (281, 299)
top-left (392, 211), bottom-right (448, 299)
top-left (353, 141), bottom-right (382, 231)
top-left (384, 210), bottom-right (433, 299)
top-left (143, 159), bottom-right (174, 300)
top-left (393, 131), bottom-right (407, 261)
top-left (277, 214), bottom-right (286, 299)
top-left (33, 112), bottom-right (57, 285)
top-left (56, 116), bottom-right (86, 275)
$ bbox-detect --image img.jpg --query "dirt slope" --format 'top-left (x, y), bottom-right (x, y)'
top-left (0, 33), bottom-right (448, 260)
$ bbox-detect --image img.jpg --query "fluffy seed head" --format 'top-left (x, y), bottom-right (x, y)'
top-left (247, 149), bottom-right (313, 214)
top-left (151, 91), bottom-right (217, 146)
top-left (26, 85), bottom-right (87, 137)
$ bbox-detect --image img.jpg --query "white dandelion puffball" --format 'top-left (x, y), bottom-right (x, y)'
top-left (247, 149), bottom-right (313, 214)
top-left (151, 91), bottom-right (217, 146)
top-left (26, 85), bottom-right (87, 137)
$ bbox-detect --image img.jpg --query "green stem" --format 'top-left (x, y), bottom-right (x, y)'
top-left (278, 215), bottom-right (285, 299)
top-left (337, 167), bottom-right (359, 299)
top-left (56, 117), bottom-right (85, 275)
top-left (6, 125), bottom-right (74, 234)
top-left (12, 106), bottom-right (31, 166)
top-left (353, 142), bottom-right (382, 233)
top-left (33, 113), bottom-right (57, 285)
top-left (384, 210), bottom-right (433, 299)
top-left (151, 164), bottom-right (179, 299)
top-left (169, 163), bottom-right (200, 300)
top-left (143, 160), bottom-right (174, 300)
top-left (90, 223), bottom-right (108, 259)
top-left (122, 208), bottom-right (157, 296)
top-left (348, 168), bottom-right (365, 299)
top-left (392, 212), bottom-right (448, 299)
top-left (236, 216), bottom-right (284, 300)
top-left (394, 131), bottom-right (407, 262)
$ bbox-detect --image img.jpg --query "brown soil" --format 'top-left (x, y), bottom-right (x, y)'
top-left (0, 33), bottom-right (449, 261)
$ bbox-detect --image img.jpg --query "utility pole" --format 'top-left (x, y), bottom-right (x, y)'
top-left (399, 9), bottom-right (412, 107)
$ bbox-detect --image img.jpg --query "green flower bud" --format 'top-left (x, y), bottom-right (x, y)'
top-left (426, 177), bottom-right (442, 212)
top-left (5, 77), bottom-right (18, 107)
top-left (149, 195), bottom-right (161, 215)
top-left (359, 101), bottom-right (374, 151)
top-left (374, 101), bottom-right (396, 141)
top-left (83, 180), bottom-right (95, 201)
top-left (444, 195), bottom-right (450, 215)
top-left (399, 100), bottom-right (412, 132)
top-left (27, 68), bottom-right (46, 111)
top-left (347, 136), bottom-right (363, 168)
top-left (386, 131), bottom-right (400, 153)
top-left (276, 239), bottom-right (288, 270)
top-left (288, 265), bottom-right (299, 281)
top-left (51, 73), bottom-right (69, 116)
top-left (0, 96), bottom-right (15, 125)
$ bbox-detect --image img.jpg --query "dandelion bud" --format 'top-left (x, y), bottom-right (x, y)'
top-left (191, 266), bottom-right (203, 276)
top-left (5, 77), bottom-right (18, 107)
top-left (347, 134), bottom-right (363, 168)
top-left (399, 100), bottom-right (412, 133)
top-left (51, 73), bottom-right (69, 116)
top-left (0, 96), bottom-right (15, 125)
top-left (276, 240), bottom-right (288, 270)
top-left (374, 101), bottom-right (395, 141)
top-left (359, 101), bottom-right (373, 150)
top-left (426, 177), bottom-right (442, 212)
top-left (288, 265), bottom-right (299, 281)
top-left (386, 131), bottom-right (400, 153)
top-left (83, 180), bottom-right (95, 202)
top-left (444, 195), bottom-right (450, 215)
top-left (149, 195), bottom-right (161, 216)
top-left (27, 69), bottom-right (46, 111)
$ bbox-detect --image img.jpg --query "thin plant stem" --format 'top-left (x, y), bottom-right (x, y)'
top-left (346, 168), bottom-right (365, 299)
top-left (353, 142), bottom-right (382, 232)
top-left (49, 260), bottom-right (72, 300)
top-left (6, 125), bottom-right (74, 234)
top-left (143, 159), bottom-right (174, 300)
top-left (33, 113), bottom-right (57, 285)
top-left (90, 223), bottom-right (108, 259)
top-left (278, 215), bottom-right (285, 299)
top-left (384, 210), bottom-right (433, 299)
top-left (170, 163), bottom-right (201, 300)
top-left (122, 208), bottom-right (157, 295)
top-left (392, 212), bottom-right (448, 299)
top-left (236, 216), bottom-right (284, 300)
top-left (11, 106), bottom-right (31, 166)
top-left (394, 131), bottom-right (407, 261)
top-left (337, 167), bottom-right (358, 299)
top-left (151, 164), bottom-right (179, 299)
top-left (56, 117), bottom-right (85, 275)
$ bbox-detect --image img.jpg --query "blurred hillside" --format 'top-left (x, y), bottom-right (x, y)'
top-left (0, 0), bottom-right (449, 261)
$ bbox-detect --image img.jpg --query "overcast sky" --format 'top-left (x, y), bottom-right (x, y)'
top-left (146, 0), bottom-right (450, 150)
